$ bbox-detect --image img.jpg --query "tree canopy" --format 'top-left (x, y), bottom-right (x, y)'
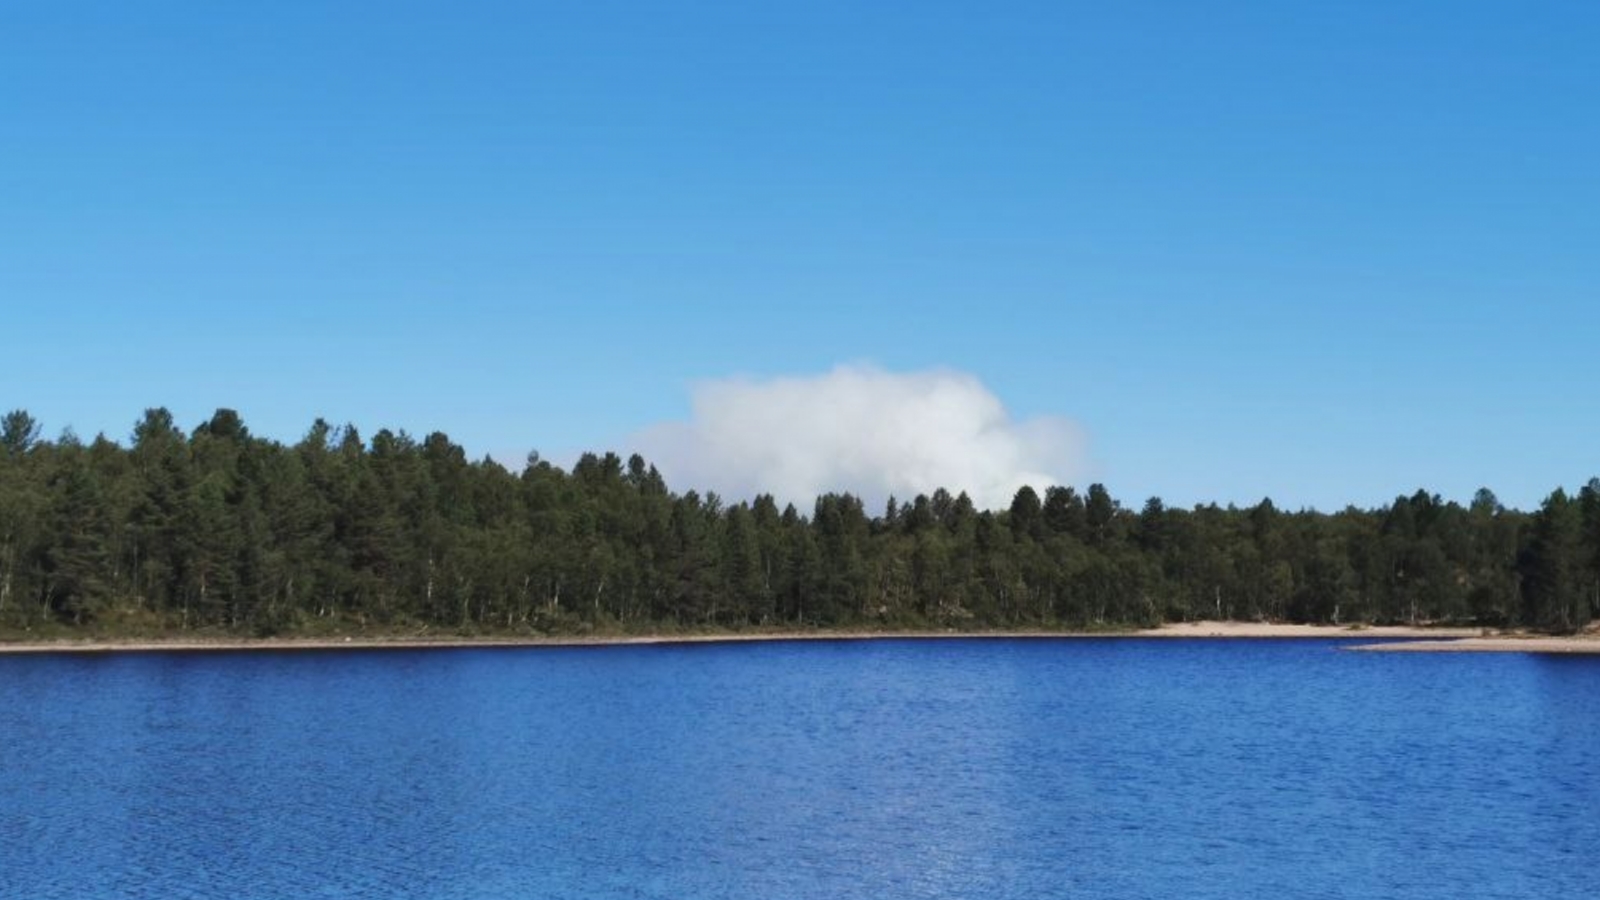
top-left (1, 407), bottom-right (1595, 637)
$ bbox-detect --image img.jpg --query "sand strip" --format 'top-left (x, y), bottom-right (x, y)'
top-left (0, 621), bottom-right (1490, 655)
top-left (1347, 636), bottom-right (1600, 654)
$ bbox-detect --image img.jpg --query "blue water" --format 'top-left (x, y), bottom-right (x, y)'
top-left (2, 638), bottom-right (1598, 900)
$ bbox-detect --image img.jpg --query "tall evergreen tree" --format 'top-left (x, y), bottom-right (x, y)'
top-left (1579, 478), bottom-right (1600, 620)
top-left (1523, 489), bottom-right (1587, 633)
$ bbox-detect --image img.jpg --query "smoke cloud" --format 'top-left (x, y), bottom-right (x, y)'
top-left (630, 365), bottom-right (1087, 511)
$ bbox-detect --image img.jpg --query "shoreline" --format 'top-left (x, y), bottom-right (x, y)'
top-left (1346, 636), bottom-right (1600, 654)
top-left (4, 620), bottom-right (1570, 656)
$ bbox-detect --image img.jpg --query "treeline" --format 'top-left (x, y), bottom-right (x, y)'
top-left (1, 408), bottom-right (1597, 637)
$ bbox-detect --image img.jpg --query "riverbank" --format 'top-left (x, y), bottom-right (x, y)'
top-left (0, 620), bottom-right (1519, 655)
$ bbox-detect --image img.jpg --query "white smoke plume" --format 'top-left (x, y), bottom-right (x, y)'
top-left (630, 365), bottom-right (1087, 511)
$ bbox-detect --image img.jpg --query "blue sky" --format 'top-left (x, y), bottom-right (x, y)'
top-left (3, 2), bottom-right (1596, 511)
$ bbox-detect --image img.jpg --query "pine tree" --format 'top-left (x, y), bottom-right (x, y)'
top-left (1523, 489), bottom-right (1586, 633)
top-left (1578, 478), bottom-right (1600, 621)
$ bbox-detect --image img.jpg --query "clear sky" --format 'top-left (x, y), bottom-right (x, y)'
top-left (4, 2), bottom-right (1596, 511)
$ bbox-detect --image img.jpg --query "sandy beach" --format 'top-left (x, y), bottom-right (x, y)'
top-left (1131, 620), bottom-right (1600, 653)
top-left (1345, 635), bottom-right (1600, 654)
top-left (7, 620), bottom-right (1586, 655)
top-left (1134, 621), bottom-right (1482, 640)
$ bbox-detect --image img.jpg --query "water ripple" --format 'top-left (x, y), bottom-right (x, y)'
top-left (2, 639), bottom-right (1598, 899)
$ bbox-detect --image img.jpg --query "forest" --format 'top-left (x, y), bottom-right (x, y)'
top-left (0, 408), bottom-right (1596, 638)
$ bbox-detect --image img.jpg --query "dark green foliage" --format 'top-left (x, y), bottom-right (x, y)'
top-left (1579, 479), bottom-right (1600, 620)
top-left (1042, 486), bottom-right (1086, 539)
top-left (1085, 484), bottom-right (1117, 545)
top-left (1521, 489), bottom-right (1589, 633)
top-left (1009, 487), bottom-right (1043, 541)
top-left (2, 410), bottom-right (42, 458)
top-left (0, 406), bottom-right (1587, 636)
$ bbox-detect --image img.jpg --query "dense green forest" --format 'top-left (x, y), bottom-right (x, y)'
top-left (1, 408), bottom-right (1597, 638)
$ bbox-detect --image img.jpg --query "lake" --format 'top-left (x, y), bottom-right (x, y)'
top-left (2, 638), bottom-right (1597, 899)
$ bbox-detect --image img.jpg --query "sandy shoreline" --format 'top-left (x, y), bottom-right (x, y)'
top-left (4, 620), bottom-right (1577, 656)
top-left (1345, 636), bottom-right (1600, 654)
top-left (1135, 621), bottom-right (1480, 640)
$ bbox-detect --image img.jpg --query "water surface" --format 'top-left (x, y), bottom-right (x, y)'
top-left (2, 638), bottom-right (1597, 899)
